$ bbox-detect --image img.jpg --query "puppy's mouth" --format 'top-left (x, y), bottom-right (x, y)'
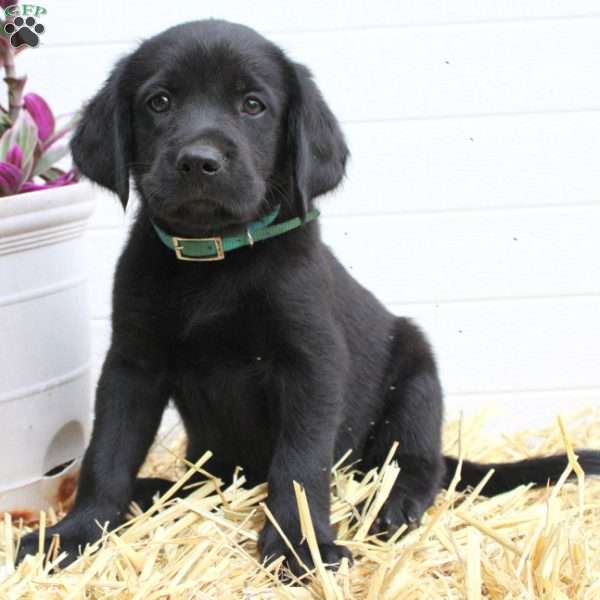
top-left (140, 171), bottom-right (268, 237)
top-left (151, 195), bottom-right (264, 237)
top-left (169, 198), bottom-right (230, 220)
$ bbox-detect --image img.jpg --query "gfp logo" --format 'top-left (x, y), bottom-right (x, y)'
top-left (3, 4), bottom-right (47, 48)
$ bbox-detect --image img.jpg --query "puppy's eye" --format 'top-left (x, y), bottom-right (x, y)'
top-left (148, 93), bottom-right (171, 113)
top-left (242, 96), bottom-right (265, 116)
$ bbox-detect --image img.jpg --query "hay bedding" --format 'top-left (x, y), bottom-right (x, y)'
top-left (1, 409), bottom-right (599, 599)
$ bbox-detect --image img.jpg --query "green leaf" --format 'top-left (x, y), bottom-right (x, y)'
top-left (40, 167), bottom-right (66, 182)
top-left (0, 111), bottom-right (11, 132)
top-left (0, 111), bottom-right (38, 163)
top-left (43, 111), bottom-right (81, 148)
top-left (33, 143), bottom-right (70, 177)
top-left (14, 111), bottom-right (38, 164)
top-left (0, 126), bottom-right (12, 159)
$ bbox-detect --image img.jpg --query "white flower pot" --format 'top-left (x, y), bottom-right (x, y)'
top-left (0, 182), bottom-right (94, 518)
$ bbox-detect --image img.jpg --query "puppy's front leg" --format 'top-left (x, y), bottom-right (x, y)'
top-left (259, 365), bottom-right (351, 576)
top-left (17, 348), bottom-right (170, 566)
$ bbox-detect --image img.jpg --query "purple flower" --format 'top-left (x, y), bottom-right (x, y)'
top-left (0, 160), bottom-right (22, 195)
top-left (23, 92), bottom-right (54, 142)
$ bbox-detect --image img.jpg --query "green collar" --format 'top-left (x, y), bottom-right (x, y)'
top-left (151, 206), bottom-right (319, 261)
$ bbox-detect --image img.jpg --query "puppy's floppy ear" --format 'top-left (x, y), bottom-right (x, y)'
top-left (71, 58), bottom-right (131, 208)
top-left (288, 62), bottom-right (349, 218)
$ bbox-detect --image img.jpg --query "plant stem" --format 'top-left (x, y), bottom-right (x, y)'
top-left (3, 43), bottom-right (25, 122)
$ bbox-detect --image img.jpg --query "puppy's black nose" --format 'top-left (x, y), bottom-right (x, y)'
top-left (176, 144), bottom-right (224, 176)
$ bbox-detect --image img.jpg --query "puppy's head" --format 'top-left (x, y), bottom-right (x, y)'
top-left (71, 20), bottom-right (348, 235)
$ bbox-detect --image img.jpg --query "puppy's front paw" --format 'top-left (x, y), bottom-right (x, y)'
top-left (16, 510), bottom-right (116, 569)
top-left (17, 526), bottom-right (88, 569)
top-left (259, 525), bottom-right (352, 578)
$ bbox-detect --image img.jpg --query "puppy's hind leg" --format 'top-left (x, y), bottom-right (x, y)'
top-left (362, 317), bottom-right (444, 538)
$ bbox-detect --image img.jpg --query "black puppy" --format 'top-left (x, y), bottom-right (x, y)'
top-left (17, 20), bottom-right (600, 574)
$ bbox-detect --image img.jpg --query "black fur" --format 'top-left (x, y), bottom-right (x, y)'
top-left (17, 20), bottom-right (600, 575)
top-left (444, 450), bottom-right (600, 496)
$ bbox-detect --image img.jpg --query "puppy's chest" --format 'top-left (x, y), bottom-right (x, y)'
top-left (169, 289), bottom-right (281, 384)
top-left (168, 294), bottom-right (281, 480)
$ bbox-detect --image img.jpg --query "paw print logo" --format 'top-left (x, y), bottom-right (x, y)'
top-left (4, 16), bottom-right (45, 48)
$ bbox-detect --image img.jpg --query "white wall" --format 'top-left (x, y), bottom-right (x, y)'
top-left (20, 2), bottom-right (600, 430)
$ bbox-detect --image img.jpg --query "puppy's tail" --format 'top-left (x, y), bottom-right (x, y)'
top-left (443, 450), bottom-right (600, 495)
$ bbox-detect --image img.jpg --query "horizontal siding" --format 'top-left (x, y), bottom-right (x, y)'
top-left (335, 112), bottom-right (600, 216)
top-left (17, 19), bottom-right (600, 120)
top-left (392, 297), bottom-right (600, 394)
top-left (322, 206), bottom-right (600, 304)
top-left (444, 390), bottom-right (600, 435)
top-left (91, 320), bottom-right (111, 378)
top-left (274, 19), bottom-right (600, 123)
top-left (42, 1), bottom-right (600, 45)
top-left (85, 227), bottom-right (127, 320)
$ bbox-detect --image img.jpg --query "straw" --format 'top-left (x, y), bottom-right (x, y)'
top-left (0, 406), bottom-right (598, 598)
